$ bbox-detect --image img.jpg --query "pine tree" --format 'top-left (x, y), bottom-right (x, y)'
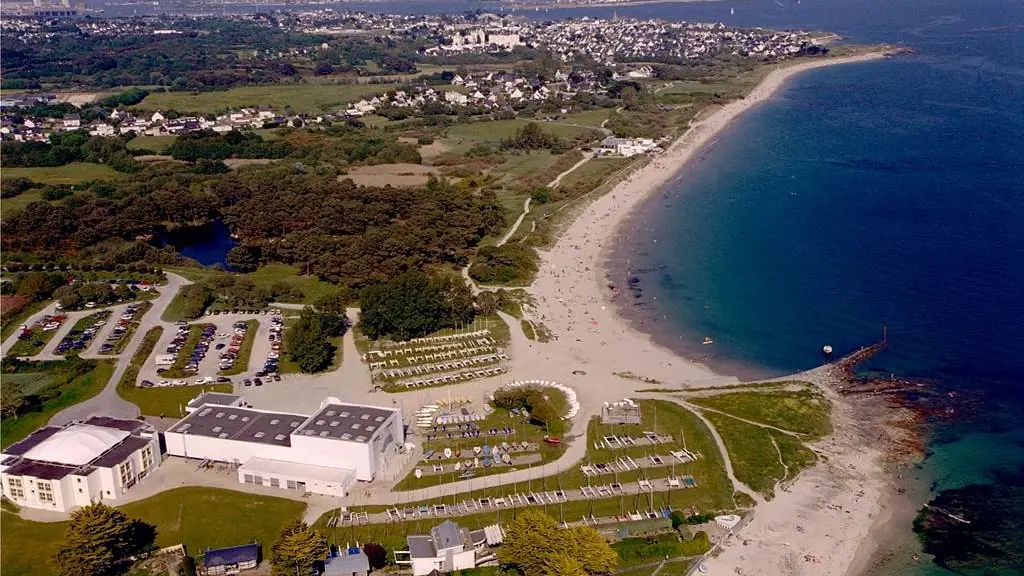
top-left (270, 520), bottom-right (328, 576)
top-left (53, 502), bottom-right (156, 576)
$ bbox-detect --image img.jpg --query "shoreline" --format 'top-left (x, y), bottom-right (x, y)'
top-left (529, 51), bottom-right (893, 575)
top-left (506, 0), bottom-right (721, 10)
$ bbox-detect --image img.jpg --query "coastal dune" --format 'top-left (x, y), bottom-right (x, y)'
top-left (529, 52), bottom-right (890, 575)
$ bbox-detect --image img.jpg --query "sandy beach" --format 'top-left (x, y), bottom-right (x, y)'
top-left (528, 52), bottom-right (893, 575)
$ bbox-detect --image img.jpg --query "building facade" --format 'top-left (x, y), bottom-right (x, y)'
top-left (164, 396), bottom-right (404, 497)
top-left (0, 417), bottom-right (161, 512)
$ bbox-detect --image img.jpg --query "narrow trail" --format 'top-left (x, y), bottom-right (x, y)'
top-left (769, 434), bottom-right (789, 482)
top-left (496, 151), bottom-right (594, 248)
top-left (674, 398), bottom-right (804, 438)
top-left (636, 393), bottom-right (764, 507)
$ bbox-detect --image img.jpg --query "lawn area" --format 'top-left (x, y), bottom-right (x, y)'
top-left (116, 326), bottom-right (232, 417)
top-left (219, 319), bottom-right (257, 376)
top-left (0, 359), bottom-right (115, 448)
top-left (445, 118), bottom-right (597, 144)
top-left (126, 134), bottom-right (177, 153)
top-left (687, 386), bottom-right (832, 438)
top-left (556, 157), bottom-right (634, 192)
top-left (495, 150), bottom-right (559, 180)
top-left (701, 411), bottom-right (794, 500)
top-left (0, 487), bottom-right (306, 576)
top-left (1, 189), bottom-right (47, 214)
top-left (553, 108), bottom-right (612, 128)
top-left (140, 83), bottom-right (393, 115)
top-left (1, 162), bottom-right (120, 185)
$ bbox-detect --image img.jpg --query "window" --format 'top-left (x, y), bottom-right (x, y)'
top-left (254, 432), bottom-right (265, 438)
top-left (270, 419), bottom-right (280, 425)
top-left (286, 480), bottom-right (297, 490)
top-left (37, 481), bottom-right (54, 504)
top-left (361, 414), bottom-right (370, 420)
top-left (244, 474), bottom-right (256, 484)
top-left (212, 426), bottom-right (223, 433)
top-left (141, 446), bottom-right (154, 470)
top-left (375, 415), bottom-right (385, 422)
top-left (269, 478), bottom-right (280, 488)
top-left (252, 476), bottom-right (263, 485)
top-left (7, 478), bottom-right (24, 500)
top-left (118, 460), bottom-right (134, 489)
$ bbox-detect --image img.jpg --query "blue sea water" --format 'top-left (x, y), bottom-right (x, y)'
top-left (597, 0), bottom-right (1024, 573)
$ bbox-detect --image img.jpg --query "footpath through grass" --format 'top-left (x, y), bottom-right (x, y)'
top-left (687, 386), bottom-right (832, 438)
top-left (0, 487), bottom-right (305, 576)
top-left (0, 359), bottom-right (114, 448)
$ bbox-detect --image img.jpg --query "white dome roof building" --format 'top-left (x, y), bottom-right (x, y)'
top-left (1, 417), bottom-right (161, 513)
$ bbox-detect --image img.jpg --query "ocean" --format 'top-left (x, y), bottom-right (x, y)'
top-left (96, 0), bottom-right (1024, 571)
top-left (598, 0), bottom-right (1024, 573)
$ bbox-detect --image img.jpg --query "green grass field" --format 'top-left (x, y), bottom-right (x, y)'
top-left (0, 487), bottom-right (306, 576)
top-left (445, 119), bottom-right (598, 144)
top-left (496, 150), bottom-right (560, 180)
top-left (1, 189), bottom-right (47, 214)
top-left (140, 84), bottom-right (393, 115)
top-left (0, 361), bottom-right (114, 448)
top-left (702, 412), bottom-right (785, 499)
top-left (688, 386), bottom-right (832, 438)
top-left (552, 108), bottom-right (612, 128)
top-left (126, 135), bottom-right (178, 153)
top-left (1, 163), bottom-right (120, 185)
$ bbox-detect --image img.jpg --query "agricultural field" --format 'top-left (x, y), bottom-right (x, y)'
top-left (1, 163), bottom-right (120, 185)
top-left (139, 83), bottom-right (394, 115)
top-left (125, 135), bottom-right (177, 153)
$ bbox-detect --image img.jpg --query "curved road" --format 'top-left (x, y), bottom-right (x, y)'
top-left (47, 272), bottom-right (191, 426)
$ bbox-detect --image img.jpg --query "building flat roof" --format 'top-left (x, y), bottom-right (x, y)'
top-left (407, 535), bottom-right (435, 559)
top-left (82, 416), bottom-right (148, 433)
top-left (187, 392), bottom-right (241, 409)
top-left (293, 403), bottom-right (396, 444)
top-left (92, 436), bottom-right (151, 468)
top-left (322, 552), bottom-right (370, 575)
top-left (2, 426), bottom-right (61, 457)
top-left (3, 459), bottom-right (83, 481)
top-left (168, 405), bottom-right (306, 447)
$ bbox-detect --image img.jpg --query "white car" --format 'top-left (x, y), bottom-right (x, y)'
top-left (85, 302), bottom-right (96, 308)
top-left (172, 379), bottom-right (186, 386)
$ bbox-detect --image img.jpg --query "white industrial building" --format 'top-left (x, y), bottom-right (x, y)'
top-left (164, 395), bottom-right (404, 497)
top-left (0, 417), bottom-right (161, 512)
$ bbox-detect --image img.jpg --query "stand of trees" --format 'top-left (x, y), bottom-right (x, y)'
top-left (167, 130), bottom-right (292, 162)
top-left (469, 243), bottom-right (539, 285)
top-left (1, 132), bottom-right (140, 172)
top-left (286, 307), bottom-right (347, 373)
top-left (491, 384), bottom-right (562, 428)
top-left (498, 510), bottom-right (618, 576)
top-left (53, 502), bottom-right (157, 576)
top-left (359, 271), bottom-right (475, 341)
top-left (501, 122), bottom-right (569, 153)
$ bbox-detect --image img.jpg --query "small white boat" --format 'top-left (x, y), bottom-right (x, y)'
top-left (823, 345), bottom-right (833, 355)
top-left (703, 337), bottom-right (714, 345)
top-left (414, 468), bottom-right (423, 479)
top-left (443, 448), bottom-right (453, 459)
top-left (473, 446), bottom-right (482, 455)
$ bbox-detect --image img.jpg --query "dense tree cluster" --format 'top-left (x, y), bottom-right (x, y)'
top-left (498, 510), bottom-right (618, 576)
top-left (219, 169), bottom-right (503, 288)
top-left (359, 271), bottom-right (475, 341)
top-left (166, 130), bottom-right (292, 162)
top-left (469, 243), bottom-right (539, 285)
top-left (0, 132), bottom-right (140, 172)
top-left (491, 384), bottom-right (563, 427)
top-left (501, 122), bottom-right (568, 152)
top-left (53, 502), bottom-right (156, 576)
top-left (53, 281), bottom-right (141, 309)
top-left (286, 307), bottom-right (347, 373)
